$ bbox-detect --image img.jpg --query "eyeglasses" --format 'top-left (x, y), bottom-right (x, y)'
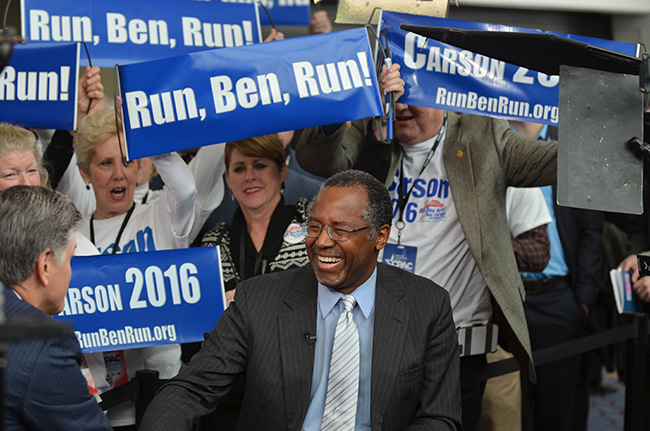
top-left (301, 223), bottom-right (370, 242)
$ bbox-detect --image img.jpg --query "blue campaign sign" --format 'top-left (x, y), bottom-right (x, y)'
top-left (21, 0), bottom-right (262, 68)
top-left (381, 11), bottom-right (640, 125)
top-left (216, 0), bottom-right (310, 26)
top-left (118, 27), bottom-right (383, 160)
top-left (0, 42), bottom-right (79, 130)
top-left (54, 247), bottom-right (225, 353)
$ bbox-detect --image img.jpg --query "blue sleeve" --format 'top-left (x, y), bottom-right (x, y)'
top-left (21, 336), bottom-right (112, 431)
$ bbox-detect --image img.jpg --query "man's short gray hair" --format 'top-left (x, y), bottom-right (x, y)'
top-left (0, 186), bottom-right (81, 285)
top-left (317, 169), bottom-right (392, 238)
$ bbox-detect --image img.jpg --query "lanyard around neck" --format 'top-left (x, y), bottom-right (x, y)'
top-left (90, 202), bottom-right (136, 255)
top-left (395, 112), bottom-right (447, 245)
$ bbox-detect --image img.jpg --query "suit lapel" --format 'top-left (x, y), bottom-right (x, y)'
top-left (370, 265), bottom-right (409, 429)
top-left (443, 115), bottom-right (483, 267)
top-left (278, 267), bottom-right (318, 430)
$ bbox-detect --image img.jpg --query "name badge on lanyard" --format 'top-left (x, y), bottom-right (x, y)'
top-left (382, 243), bottom-right (417, 273)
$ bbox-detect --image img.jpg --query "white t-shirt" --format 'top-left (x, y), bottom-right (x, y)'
top-left (77, 152), bottom-right (194, 427)
top-left (378, 132), bottom-right (491, 328)
top-left (506, 187), bottom-right (552, 238)
top-left (187, 143), bottom-right (226, 243)
top-left (77, 152), bottom-right (195, 254)
top-left (59, 145), bottom-right (223, 245)
top-left (74, 232), bottom-right (101, 256)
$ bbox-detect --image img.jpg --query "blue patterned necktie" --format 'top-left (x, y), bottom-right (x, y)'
top-left (321, 294), bottom-right (360, 431)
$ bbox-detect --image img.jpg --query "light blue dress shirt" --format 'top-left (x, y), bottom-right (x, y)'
top-left (512, 124), bottom-right (569, 280)
top-left (522, 185), bottom-right (569, 279)
top-left (301, 268), bottom-right (377, 431)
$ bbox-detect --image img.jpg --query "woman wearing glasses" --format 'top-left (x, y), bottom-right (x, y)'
top-left (201, 134), bottom-right (311, 304)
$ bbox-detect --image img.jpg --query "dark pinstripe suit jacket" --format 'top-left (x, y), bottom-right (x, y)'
top-left (295, 115), bottom-right (558, 381)
top-left (140, 263), bottom-right (461, 431)
top-left (2, 285), bottom-right (111, 431)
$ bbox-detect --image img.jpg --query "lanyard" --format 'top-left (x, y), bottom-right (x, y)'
top-left (90, 202), bottom-right (136, 255)
top-left (395, 112), bottom-right (447, 245)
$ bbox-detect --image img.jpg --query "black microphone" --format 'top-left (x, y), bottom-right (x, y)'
top-left (304, 332), bottom-right (317, 345)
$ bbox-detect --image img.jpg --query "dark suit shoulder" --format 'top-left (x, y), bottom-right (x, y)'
top-left (376, 263), bottom-right (450, 302)
top-left (237, 265), bottom-right (314, 291)
top-left (234, 266), bottom-right (316, 310)
top-left (4, 286), bottom-right (49, 320)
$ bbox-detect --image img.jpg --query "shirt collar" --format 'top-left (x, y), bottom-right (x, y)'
top-left (317, 267), bottom-right (377, 320)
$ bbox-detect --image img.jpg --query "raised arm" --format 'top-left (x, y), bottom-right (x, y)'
top-left (187, 143), bottom-right (226, 243)
top-left (152, 152), bottom-right (197, 247)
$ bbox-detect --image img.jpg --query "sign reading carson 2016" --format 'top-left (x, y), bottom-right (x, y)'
top-left (54, 247), bottom-right (225, 353)
top-left (381, 11), bottom-right (640, 125)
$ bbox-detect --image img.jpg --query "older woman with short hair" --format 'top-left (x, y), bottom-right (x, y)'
top-left (0, 123), bottom-right (48, 188)
top-left (73, 107), bottom-right (196, 253)
top-left (73, 107), bottom-right (196, 430)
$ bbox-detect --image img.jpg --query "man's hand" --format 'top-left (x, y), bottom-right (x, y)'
top-left (371, 63), bottom-right (404, 140)
top-left (380, 63), bottom-right (404, 104)
top-left (633, 276), bottom-right (650, 303)
top-left (619, 254), bottom-right (639, 282)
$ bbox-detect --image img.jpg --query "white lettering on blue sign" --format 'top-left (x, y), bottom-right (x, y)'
top-left (434, 88), bottom-right (559, 123)
top-left (29, 9), bottom-right (99, 45)
top-left (125, 88), bottom-right (206, 129)
top-left (181, 17), bottom-right (253, 48)
top-left (512, 67), bottom-right (559, 88)
top-left (75, 323), bottom-right (178, 349)
top-left (210, 73), bottom-right (288, 113)
top-left (106, 13), bottom-right (176, 48)
top-left (403, 32), bottom-right (504, 80)
top-left (61, 284), bottom-right (124, 315)
top-left (384, 254), bottom-right (414, 271)
top-left (292, 51), bottom-right (373, 98)
top-left (127, 263), bottom-right (201, 309)
top-left (0, 66), bottom-right (71, 101)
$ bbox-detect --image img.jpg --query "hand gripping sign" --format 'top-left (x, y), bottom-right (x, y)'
top-left (118, 27), bottom-right (384, 160)
top-left (54, 247), bottom-right (225, 353)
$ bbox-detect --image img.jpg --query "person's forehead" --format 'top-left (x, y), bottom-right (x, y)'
top-left (312, 186), bottom-right (366, 219)
top-left (1, 149), bottom-right (35, 162)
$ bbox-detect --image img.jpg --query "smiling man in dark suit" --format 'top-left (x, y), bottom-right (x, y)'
top-left (140, 169), bottom-right (461, 431)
